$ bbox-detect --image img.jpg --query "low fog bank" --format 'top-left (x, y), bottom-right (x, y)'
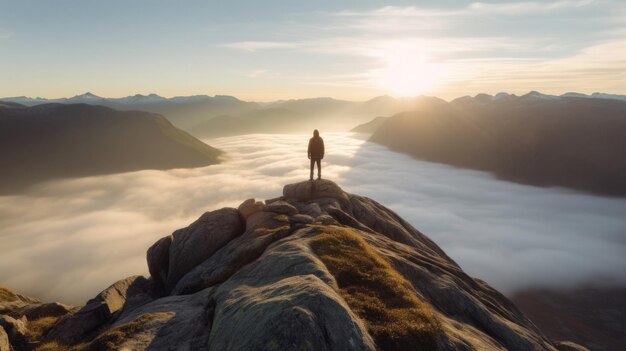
top-left (0, 133), bottom-right (624, 304)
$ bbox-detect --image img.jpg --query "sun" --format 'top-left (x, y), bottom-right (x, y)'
top-left (375, 43), bottom-right (441, 97)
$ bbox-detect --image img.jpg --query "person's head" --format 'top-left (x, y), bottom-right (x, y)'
top-left (313, 129), bottom-right (319, 137)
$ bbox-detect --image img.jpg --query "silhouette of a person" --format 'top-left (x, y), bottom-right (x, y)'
top-left (308, 129), bottom-right (325, 181)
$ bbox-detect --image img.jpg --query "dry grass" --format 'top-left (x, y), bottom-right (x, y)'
top-left (0, 285), bottom-right (19, 302)
top-left (309, 225), bottom-right (440, 350)
top-left (26, 316), bottom-right (61, 341)
top-left (35, 341), bottom-right (86, 351)
top-left (34, 312), bottom-right (170, 351)
top-left (85, 312), bottom-right (170, 351)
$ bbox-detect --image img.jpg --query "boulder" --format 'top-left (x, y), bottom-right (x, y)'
top-left (290, 214), bottom-right (315, 225)
top-left (298, 202), bottom-right (322, 218)
top-left (146, 235), bottom-right (172, 293)
top-left (166, 208), bottom-right (244, 290)
top-left (238, 199), bottom-right (265, 220)
top-left (315, 214), bottom-right (339, 225)
top-left (264, 200), bottom-right (298, 216)
top-left (283, 179), bottom-right (349, 202)
top-left (172, 225), bottom-right (292, 295)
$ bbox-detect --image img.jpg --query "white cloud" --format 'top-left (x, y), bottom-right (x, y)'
top-left (217, 1), bottom-right (626, 97)
top-left (221, 41), bottom-right (298, 52)
top-left (468, 0), bottom-right (595, 15)
top-left (1, 133), bottom-right (625, 305)
top-left (0, 32), bottom-right (13, 40)
top-left (246, 69), bottom-right (268, 78)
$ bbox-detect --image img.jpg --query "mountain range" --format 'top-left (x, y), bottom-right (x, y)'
top-left (0, 180), bottom-right (590, 351)
top-left (0, 103), bottom-right (221, 194)
top-left (367, 91), bottom-right (626, 196)
top-left (3, 91), bottom-right (626, 139)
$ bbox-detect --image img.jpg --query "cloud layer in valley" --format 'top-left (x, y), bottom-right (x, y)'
top-left (0, 133), bottom-right (625, 304)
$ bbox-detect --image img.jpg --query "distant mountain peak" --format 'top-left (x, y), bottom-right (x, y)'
top-left (522, 91), bottom-right (558, 100)
top-left (77, 92), bottom-right (100, 98)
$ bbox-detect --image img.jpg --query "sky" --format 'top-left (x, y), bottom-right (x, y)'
top-left (1, 133), bottom-right (624, 304)
top-left (1, 0), bottom-right (625, 100)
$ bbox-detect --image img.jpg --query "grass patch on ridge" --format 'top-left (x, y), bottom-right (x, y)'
top-left (309, 225), bottom-right (440, 350)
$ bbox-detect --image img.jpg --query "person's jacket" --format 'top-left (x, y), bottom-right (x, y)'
top-left (308, 136), bottom-right (325, 159)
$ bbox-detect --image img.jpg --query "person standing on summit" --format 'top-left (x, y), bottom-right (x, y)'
top-left (308, 129), bottom-right (325, 181)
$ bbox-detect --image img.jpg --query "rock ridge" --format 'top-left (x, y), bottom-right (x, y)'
top-left (0, 180), bottom-right (590, 351)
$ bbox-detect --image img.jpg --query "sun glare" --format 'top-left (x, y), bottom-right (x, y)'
top-left (375, 43), bottom-right (441, 97)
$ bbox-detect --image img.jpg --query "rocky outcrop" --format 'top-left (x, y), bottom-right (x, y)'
top-left (0, 180), bottom-right (591, 350)
top-left (43, 276), bottom-right (152, 344)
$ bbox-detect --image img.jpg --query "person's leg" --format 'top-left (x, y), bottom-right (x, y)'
top-left (310, 159), bottom-right (314, 180)
top-left (316, 159), bottom-right (321, 179)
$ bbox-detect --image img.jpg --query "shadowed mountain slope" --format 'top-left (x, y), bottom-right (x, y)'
top-left (0, 103), bottom-right (222, 194)
top-left (511, 287), bottom-right (626, 351)
top-left (369, 94), bottom-right (626, 196)
top-left (0, 180), bottom-right (588, 351)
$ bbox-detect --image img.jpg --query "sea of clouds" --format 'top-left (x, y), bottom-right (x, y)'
top-left (1, 133), bottom-right (625, 304)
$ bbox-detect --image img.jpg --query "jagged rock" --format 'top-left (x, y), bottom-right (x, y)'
top-left (0, 315), bottom-right (26, 343)
top-left (166, 208), bottom-right (244, 290)
top-left (172, 225), bottom-right (292, 295)
top-left (264, 200), bottom-right (298, 216)
top-left (238, 198), bottom-right (265, 220)
top-left (146, 235), bottom-right (172, 293)
top-left (46, 276), bottom-right (151, 344)
top-left (555, 341), bottom-right (592, 351)
top-left (0, 326), bottom-right (8, 351)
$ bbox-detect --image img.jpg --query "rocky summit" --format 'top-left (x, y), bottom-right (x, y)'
top-left (0, 180), bottom-right (589, 351)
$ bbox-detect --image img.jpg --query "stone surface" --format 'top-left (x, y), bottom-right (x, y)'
top-left (283, 179), bottom-right (349, 202)
top-left (290, 214), bottom-right (315, 225)
top-left (208, 229), bottom-right (375, 350)
top-left (166, 208), bottom-right (244, 290)
top-left (107, 288), bottom-right (214, 351)
top-left (172, 225), bottom-right (292, 295)
top-left (264, 200), bottom-right (298, 216)
top-left (245, 211), bottom-right (289, 233)
top-left (146, 235), bottom-right (172, 293)
top-left (46, 275), bottom-right (151, 344)
top-left (238, 198), bottom-right (265, 220)
top-left (298, 202), bottom-right (322, 218)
